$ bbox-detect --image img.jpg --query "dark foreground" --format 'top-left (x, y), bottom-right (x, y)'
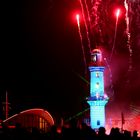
top-left (0, 121), bottom-right (140, 140)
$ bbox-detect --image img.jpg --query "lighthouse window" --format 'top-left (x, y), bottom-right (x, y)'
top-left (96, 72), bottom-right (99, 78)
top-left (93, 55), bottom-right (97, 62)
top-left (95, 82), bottom-right (99, 89)
top-left (97, 120), bottom-right (100, 125)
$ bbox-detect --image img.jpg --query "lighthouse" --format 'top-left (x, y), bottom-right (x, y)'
top-left (87, 49), bottom-right (108, 129)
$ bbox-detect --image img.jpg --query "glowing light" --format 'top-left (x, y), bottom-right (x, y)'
top-left (96, 93), bottom-right (100, 99)
top-left (76, 14), bottom-right (79, 21)
top-left (113, 8), bottom-right (121, 19)
top-left (93, 55), bottom-right (96, 62)
top-left (110, 8), bottom-right (120, 62)
top-left (76, 12), bottom-right (87, 76)
top-left (104, 94), bottom-right (108, 99)
top-left (96, 72), bottom-right (99, 78)
top-left (76, 14), bottom-right (80, 27)
top-left (115, 9), bottom-right (120, 18)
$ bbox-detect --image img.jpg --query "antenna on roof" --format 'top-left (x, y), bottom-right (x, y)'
top-left (5, 91), bottom-right (9, 119)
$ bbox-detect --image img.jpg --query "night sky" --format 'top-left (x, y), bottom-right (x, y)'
top-left (1, 0), bottom-right (140, 121)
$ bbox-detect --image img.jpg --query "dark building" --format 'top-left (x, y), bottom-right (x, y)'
top-left (2, 108), bottom-right (54, 133)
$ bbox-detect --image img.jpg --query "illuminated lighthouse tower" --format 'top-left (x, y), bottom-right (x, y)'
top-left (87, 49), bottom-right (108, 129)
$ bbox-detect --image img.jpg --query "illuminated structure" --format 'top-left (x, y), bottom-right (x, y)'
top-left (3, 108), bottom-right (54, 132)
top-left (87, 49), bottom-right (108, 129)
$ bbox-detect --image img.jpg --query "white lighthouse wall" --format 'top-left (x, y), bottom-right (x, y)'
top-left (90, 105), bottom-right (105, 129)
top-left (90, 71), bottom-right (104, 97)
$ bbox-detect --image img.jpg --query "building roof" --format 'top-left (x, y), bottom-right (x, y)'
top-left (3, 108), bottom-right (54, 126)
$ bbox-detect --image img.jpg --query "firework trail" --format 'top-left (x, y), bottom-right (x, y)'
top-left (124, 0), bottom-right (133, 72)
top-left (90, 0), bottom-right (102, 29)
top-left (79, 0), bottom-right (92, 55)
top-left (88, 0), bottom-right (108, 47)
top-left (110, 9), bottom-right (120, 63)
top-left (76, 14), bottom-right (88, 76)
top-left (104, 57), bottom-right (114, 100)
top-left (83, 0), bottom-right (92, 31)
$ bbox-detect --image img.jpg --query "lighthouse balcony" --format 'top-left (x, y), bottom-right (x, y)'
top-left (87, 96), bottom-right (109, 101)
top-left (87, 99), bottom-right (108, 106)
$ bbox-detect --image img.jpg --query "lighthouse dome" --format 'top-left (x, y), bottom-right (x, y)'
top-left (90, 49), bottom-right (104, 66)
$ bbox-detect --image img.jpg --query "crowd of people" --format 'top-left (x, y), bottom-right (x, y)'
top-left (0, 120), bottom-right (139, 140)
